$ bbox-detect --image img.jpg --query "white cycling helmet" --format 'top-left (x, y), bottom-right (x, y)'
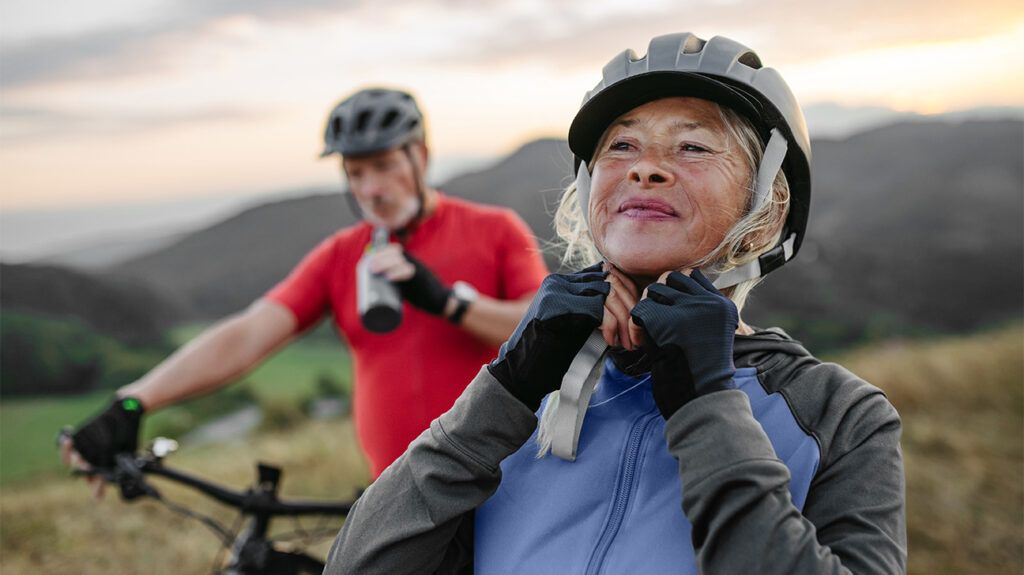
top-left (568, 32), bottom-right (812, 287)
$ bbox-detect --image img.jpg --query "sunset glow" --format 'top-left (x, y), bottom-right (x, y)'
top-left (2, 1), bottom-right (1021, 210)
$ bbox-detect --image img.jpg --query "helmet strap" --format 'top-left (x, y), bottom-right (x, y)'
top-left (574, 161), bottom-right (594, 230)
top-left (710, 232), bottom-right (796, 289)
top-left (751, 128), bottom-right (788, 214)
top-left (396, 144), bottom-right (427, 241)
top-left (342, 186), bottom-right (365, 221)
top-left (711, 128), bottom-right (790, 289)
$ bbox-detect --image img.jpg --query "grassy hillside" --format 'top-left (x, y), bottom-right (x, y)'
top-left (1, 312), bottom-right (172, 397)
top-left (0, 323), bottom-right (349, 485)
top-left (1, 325), bottom-right (1020, 574)
top-left (0, 262), bottom-right (184, 345)
top-left (834, 323), bottom-right (1023, 574)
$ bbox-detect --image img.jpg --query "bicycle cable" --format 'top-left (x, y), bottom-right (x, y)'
top-left (269, 523), bottom-right (341, 544)
top-left (149, 489), bottom-right (235, 546)
top-left (207, 510), bottom-right (246, 575)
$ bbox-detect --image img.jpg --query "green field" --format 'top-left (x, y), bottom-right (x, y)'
top-left (0, 323), bottom-right (351, 485)
top-left (0, 392), bottom-right (111, 484)
top-left (169, 322), bottom-right (352, 401)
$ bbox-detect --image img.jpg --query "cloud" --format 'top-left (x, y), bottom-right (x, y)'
top-left (177, 0), bottom-right (360, 24)
top-left (2, 0), bottom-right (1019, 94)
top-left (3, 25), bottom-right (189, 88)
top-left (440, 0), bottom-right (1024, 70)
top-left (1, 0), bottom-right (364, 91)
top-left (1, 104), bottom-right (273, 143)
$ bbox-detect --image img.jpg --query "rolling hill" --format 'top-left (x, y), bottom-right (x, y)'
top-left (77, 119), bottom-right (1024, 350)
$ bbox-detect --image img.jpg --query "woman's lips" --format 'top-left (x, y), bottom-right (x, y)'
top-left (618, 199), bottom-right (678, 220)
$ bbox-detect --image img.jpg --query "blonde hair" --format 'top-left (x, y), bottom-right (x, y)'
top-left (537, 103), bottom-right (791, 457)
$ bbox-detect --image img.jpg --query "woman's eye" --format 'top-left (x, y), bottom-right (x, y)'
top-left (680, 143), bottom-right (709, 153)
top-left (608, 140), bottom-right (632, 151)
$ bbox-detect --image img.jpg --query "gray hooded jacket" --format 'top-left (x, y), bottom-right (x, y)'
top-left (324, 328), bottom-right (907, 574)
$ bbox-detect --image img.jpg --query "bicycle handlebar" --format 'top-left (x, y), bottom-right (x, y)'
top-left (132, 458), bottom-right (352, 516)
top-left (68, 438), bottom-right (353, 518)
top-left (64, 433), bottom-right (353, 574)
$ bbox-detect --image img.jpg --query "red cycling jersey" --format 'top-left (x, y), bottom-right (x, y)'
top-left (265, 193), bottom-right (548, 477)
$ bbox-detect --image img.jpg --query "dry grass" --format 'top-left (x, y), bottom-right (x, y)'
top-left (2, 326), bottom-right (1021, 574)
top-left (0, 419), bottom-right (368, 575)
top-left (834, 324), bottom-right (1023, 574)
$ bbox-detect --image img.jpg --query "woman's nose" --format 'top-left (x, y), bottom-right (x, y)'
top-left (627, 150), bottom-right (674, 187)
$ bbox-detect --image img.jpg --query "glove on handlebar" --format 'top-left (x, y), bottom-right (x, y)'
top-left (630, 270), bottom-right (739, 419)
top-left (488, 264), bottom-right (609, 410)
top-left (395, 252), bottom-right (452, 316)
top-left (71, 397), bottom-right (145, 468)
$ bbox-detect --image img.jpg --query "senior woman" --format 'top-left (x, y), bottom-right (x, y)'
top-left (324, 33), bottom-right (906, 575)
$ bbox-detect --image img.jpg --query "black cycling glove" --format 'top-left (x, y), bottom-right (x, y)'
top-left (395, 252), bottom-right (451, 316)
top-left (71, 396), bottom-right (145, 468)
top-left (630, 270), bottom-right (739, 419)
top-left (488, 264), bottom-right (609, 410)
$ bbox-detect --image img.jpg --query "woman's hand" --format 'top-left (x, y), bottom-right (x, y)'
top-left (629, 270), bottom-right (739, 419)
top-left (487, 264), bottom-right (609, 410)
top-left (600, 263), bottom-right (642, 350)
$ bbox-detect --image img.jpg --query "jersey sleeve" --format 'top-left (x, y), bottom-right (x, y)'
top-left (264, 235), bottom-right (338, 332)
top-left (495, 211), bottom-right (549, 300)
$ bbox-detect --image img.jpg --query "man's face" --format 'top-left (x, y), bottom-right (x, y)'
top-left (343, 145), bottom-right (425, 229)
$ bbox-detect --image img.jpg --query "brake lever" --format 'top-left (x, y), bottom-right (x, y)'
top-left (113, 453), bottom-right (161, 501)
top-left (66, 457), bottom-right (159, 502)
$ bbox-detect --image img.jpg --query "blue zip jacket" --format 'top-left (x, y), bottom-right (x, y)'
top-left (475, 360), bottom-right (819, 573)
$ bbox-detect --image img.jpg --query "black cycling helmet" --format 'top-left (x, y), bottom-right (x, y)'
top-left (568, 32), bottom-right (812, 287)
top-left (321, 88), bottom-right (425, 157)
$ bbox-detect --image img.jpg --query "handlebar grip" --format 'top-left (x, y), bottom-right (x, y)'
top-left (66, 452), bottom-right (158, 502)
top-left (56, 426), bottom-right (74, 448)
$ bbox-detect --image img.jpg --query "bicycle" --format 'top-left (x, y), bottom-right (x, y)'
top-left (60, 433), bottom-right (355, 574)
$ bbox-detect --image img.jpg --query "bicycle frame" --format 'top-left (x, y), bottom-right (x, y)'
top-left (77, 439), bottom-right (353, 575)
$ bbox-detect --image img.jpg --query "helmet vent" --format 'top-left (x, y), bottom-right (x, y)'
top-left (737, 51), bottom-right (762, 69)
top-left (356, 110), bottom-right (372, 132)
top-left (332, 117), bottom-right (342, 137)
top-left (381, 109), bottom-right (400, 129)
top-left (405, 119), bottom-right (420, 132)
top-left (681, 36), bottom-right (705, 54)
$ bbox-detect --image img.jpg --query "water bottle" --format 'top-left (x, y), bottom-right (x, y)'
top-left (356, 227), bottom-right (402, 333)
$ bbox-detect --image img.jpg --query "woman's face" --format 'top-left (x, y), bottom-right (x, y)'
top-left (589, 97), bottom-right (750, 279)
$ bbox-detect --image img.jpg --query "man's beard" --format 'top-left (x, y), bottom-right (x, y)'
top-left (362, 196), bottom-right (420, 229)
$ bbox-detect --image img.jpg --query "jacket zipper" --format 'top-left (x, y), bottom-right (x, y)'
top-left (584, 410), bottom-right (660, 575)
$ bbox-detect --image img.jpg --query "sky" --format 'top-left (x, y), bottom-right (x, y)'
top-left (1, 0), bottom-right (1023, 214)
